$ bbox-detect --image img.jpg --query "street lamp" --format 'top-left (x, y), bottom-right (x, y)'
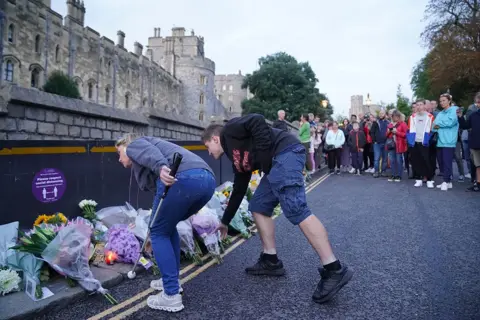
top-left (365, 93), bottom-right (371, 107)
top-left (321, 99), bottom-right (328, 108)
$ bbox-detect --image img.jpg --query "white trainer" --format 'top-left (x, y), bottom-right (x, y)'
top-left (437, 182), bottom-right (452, 189)
top-left (150, 278), bottom-right (184, 293)
top-left (414, 180), bottom-right (423, 187)
top-left (147, 291), bottom-right (184, 313)
top-left (426, 181), bottom-right (435, 189)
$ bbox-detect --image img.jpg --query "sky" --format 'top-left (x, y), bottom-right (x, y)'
top-left (52, 0), bottom-right (430, 116)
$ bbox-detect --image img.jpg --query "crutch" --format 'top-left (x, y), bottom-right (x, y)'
top-left (127, 152), bottom-right (183, 279)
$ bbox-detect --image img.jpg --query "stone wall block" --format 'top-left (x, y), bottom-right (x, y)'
top-left (59, 114), bottom-right (74, 125)
top-left (46, 110), bottom-right (59, 122)
top-left (81, 127), bottom-right (90, 138)
top-left (8, 132), bottom-right (29, 140)
top-left (25, 107), bottom-right (46, 121)
top-left (37, 122), bottom-right (55, 135)
top-left (17, 119), bottom-right (38, 133)
top-left (74, 116), bottom-right (86, 126)
top-left (55, 123), bottom-right (69, 136)
top-left (69, 126), bottom-right (81, 137)
top-left (90, 128), bottom-right (103, 139)
top-left (96, 119), bottom-right (107, 129)
top-left (103, 130), bottom-right (112, 140)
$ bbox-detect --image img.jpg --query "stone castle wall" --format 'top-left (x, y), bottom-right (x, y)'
top-left (0, 85), bottom-right (205, 141)
top-left (2, 1), bottom-right (227, 121)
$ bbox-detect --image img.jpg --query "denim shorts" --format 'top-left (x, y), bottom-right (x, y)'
top-left (249, 144), bottom-right (312, 225)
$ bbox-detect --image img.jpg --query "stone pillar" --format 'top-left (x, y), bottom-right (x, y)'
top-left (133, 42), bottom-right (143, 56)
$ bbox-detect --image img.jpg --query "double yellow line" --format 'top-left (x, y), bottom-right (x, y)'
top-left (88, 171), bottom-right (331, 320)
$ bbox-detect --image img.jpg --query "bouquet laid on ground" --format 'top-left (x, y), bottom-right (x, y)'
top-left (0, 267), bottom-right (21, 296)
top-left (190, 208), bottom-right (222, 264)
top-left (104, 225), bottom-right (140, 264)
top-left (34, 213), bottom-right (68, 227)
top-left (176, 220), bottom-right (202, 265)
top-left (79, 199), bottom-right (98, 222)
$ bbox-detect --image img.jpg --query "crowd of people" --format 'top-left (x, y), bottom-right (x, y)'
top-left (274, 91), bottom-right (480, 192)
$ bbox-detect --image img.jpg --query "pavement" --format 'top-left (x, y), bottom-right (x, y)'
top-left (25, 170), bottom-right (480, 319)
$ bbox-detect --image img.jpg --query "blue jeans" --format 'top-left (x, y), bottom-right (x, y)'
top-left (150, 169), bottom-right (215, 295)
top-left (388, 151), bottom-right (404, 177)
top-left (249, 144), bottom-right (311, 225)
top-left (373, 143), bottom-right (387, 173)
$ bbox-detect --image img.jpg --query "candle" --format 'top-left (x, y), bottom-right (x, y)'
top-left (105, 251), bottom-right (117, 265)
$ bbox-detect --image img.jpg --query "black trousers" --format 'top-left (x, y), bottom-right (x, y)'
top-left (328, 148), bottom-right (342, 170)
top-left (410, 143), bottom-right (434, 180)
top-left (363, 143), bottom-right (374, 169)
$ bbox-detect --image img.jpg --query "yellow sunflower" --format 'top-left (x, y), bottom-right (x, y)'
top-left (57, 213), bottom-right (68, 224)
top-left (34, 214), bottom-right (49, 226)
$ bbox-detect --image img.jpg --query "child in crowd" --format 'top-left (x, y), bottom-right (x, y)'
top-left (347, 122), bottom-right (366, 175)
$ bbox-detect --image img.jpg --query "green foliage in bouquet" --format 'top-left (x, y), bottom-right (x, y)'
top-left (10, 227), bottom-right (57, 256)
top-left (245, 187), bottom-right (253, 202)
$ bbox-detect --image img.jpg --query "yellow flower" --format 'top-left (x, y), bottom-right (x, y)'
top-left (57, 213), bottom-right (68, 223)
top-left (223, 191), bottom-right (230, 198)
top-left (34, 214), bottom-right (49, 226)
top-left (253, 170), bottom-right (259, 175)
top-left (44, 214), bottom-right (56, 223)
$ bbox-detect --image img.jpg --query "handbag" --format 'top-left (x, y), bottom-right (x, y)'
top-left (324, 144), bottom-right (335, 151)
top-left (386, 138), bottom-right (396, 151)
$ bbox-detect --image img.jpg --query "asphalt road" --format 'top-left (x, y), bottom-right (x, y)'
top-left (38, 172), bottom-right (480, 320)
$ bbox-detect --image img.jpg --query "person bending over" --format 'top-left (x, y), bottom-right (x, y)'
top-left (115, 133), bottom-right (216, 313)
top-left (201, 113), bottom-right (353, 304)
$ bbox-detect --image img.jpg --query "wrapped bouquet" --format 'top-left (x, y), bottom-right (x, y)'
top-left (176, 220), bottom-right (202, 265)
top-left (104, 225), bottom-right (140, 264)
top-left (190, 208), bottom-right (222, 264)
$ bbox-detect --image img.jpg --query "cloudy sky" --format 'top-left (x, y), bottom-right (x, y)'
top-left (52, 0), bottom-right (429, 116)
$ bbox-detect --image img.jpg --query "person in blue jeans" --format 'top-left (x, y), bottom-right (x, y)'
top-left (202, 113), bottom-right (353, 304)
top-left (433, 93), bottom-right (459, 191)
top-left (369, 110), bottom-right (390, 177)
top-left (115, 134), bottom-right (216, 313)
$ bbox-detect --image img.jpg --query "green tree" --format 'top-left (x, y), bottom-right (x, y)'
top-left (43, 71), bottom-right (81, 99)
top-left (396, 85), bottom-right (411, 118)
top-left (241, 52), bottom-right (333, 122)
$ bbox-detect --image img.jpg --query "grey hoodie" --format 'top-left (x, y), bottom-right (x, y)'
top-left (126, 137), bottom-right (214, 192)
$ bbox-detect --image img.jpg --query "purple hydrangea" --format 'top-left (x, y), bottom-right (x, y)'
top-left (104, 225), bottom-right (140, 264)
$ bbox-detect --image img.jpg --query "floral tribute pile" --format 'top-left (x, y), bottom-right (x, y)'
top-left (0, 170), bottom-right (282, 303)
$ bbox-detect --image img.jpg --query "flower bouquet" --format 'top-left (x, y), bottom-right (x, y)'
top-left (79, 199), bottom-right (98, 222)
top-left (104, 225), bottom-right (140, 264)
top-left (42, 223), bottom-right (117, 305)
top-left (176, 220), bottom-right (202, 265)
top-left (190, 208), bottom-right (222, 264)
top-left (0, 267), bottom-right (21, 296)
top-left (34, 213), bottom-right (68, 227)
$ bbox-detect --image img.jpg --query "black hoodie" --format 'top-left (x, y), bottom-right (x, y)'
top-left (220, 113), bottom-right (300, 225)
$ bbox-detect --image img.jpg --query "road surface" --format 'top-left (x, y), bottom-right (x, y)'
top-left (38, 172), bottom-right (480, 320)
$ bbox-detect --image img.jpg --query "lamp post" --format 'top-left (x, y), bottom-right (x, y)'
top-left (321, 99), bottom-right (328, 108)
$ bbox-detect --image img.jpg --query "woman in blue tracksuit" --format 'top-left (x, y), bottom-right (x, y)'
top-left (433, 93), bottom-right (459, 191)
top-left (115, 133), bottom-right (216, 313)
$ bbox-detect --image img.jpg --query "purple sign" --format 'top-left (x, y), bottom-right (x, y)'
top-left (32, 168), bottom-right (67, 203)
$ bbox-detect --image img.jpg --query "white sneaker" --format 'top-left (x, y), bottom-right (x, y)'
top-left (439, 182), bottom-right (448, 191)
top-left (349, 168), bottom-right (356, 174)
top-left (465, 173), bottom-right (471, 179)
top-left (147, 291), bottom-right (184, 312)
top-left (426, 181), bottom-right (435, 189)
top-left (414, 180), bottom-right (423, 187)
top-left (437, 182), bottom-right (453, 189)
top-left (150, 278), bottom-right (184, 293)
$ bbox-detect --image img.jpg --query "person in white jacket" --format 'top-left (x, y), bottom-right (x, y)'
top-left (325, 121), bottom-right (346, 174)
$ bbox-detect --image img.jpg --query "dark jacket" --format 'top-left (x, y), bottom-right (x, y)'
top-left (347, 130), bottom-right (367, 152)
top-left (272, 119), bottom-right (289, 131)
top-left (220, 113), bottom-right (300, 225)
top-left (459, 108), bottom-right (480, 150)
top-left (370, 118), bottom-right (390, 143)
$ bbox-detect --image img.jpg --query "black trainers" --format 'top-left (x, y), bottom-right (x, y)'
top-left (466, 183), bottom-right (479, 192)
top-left (387, 176), bottom-right (395, 182)
top-left (394, 176), bottom-right (401, 182)
top-left (245, 253), bottom-right (286, 276)
top-left (312, 266), bottom-right (353, 304)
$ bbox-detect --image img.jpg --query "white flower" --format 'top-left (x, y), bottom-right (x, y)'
top-left (79, 199), bottom-right (98, 209)
top-left (0, 269), bottom-right (21, 296)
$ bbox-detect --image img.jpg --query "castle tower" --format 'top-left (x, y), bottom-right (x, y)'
top-left (147, 27), bottom-right (216, 120)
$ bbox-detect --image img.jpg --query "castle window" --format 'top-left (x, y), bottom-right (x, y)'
top-left (107, 61), bottom-right (112, 76)
top-left (88, 82), bottom-right (94, 99)
top-left (55, 45), bottom-right (60, 63)
top-left (228, 95), bottom-right (233, 101)
top-left (4, 60), bottom-right (14, 82)
top-left (222, 84), bottom-right (226, 91)
top-left (229, 106), bottom-right (232, 112)
top-left (125, 93), bottom-right (130, 108)
top-left (7, 24), bottom-right (14, 43)
top-left (142, 98), bottom-right (147, 107)
top-left (31, 68), bottom-right (40, 88)
top-left (34, 35), bottom-right (41, 53)
top-left (150, 100), bottom-right (155, 108)
top-left (105, 87), bottom-right (110, 104)
top-left (199, 93), bottom-right (204, 105)
top-left (199, 111), bottom-right (204, 121)
top-left (200, 75), bottom-right (206, 85)
top-left (229, 85), bottom-right (233, 91)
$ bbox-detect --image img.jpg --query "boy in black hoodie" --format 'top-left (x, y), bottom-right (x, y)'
top-left (202, 113), bottom-right (353, 304)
